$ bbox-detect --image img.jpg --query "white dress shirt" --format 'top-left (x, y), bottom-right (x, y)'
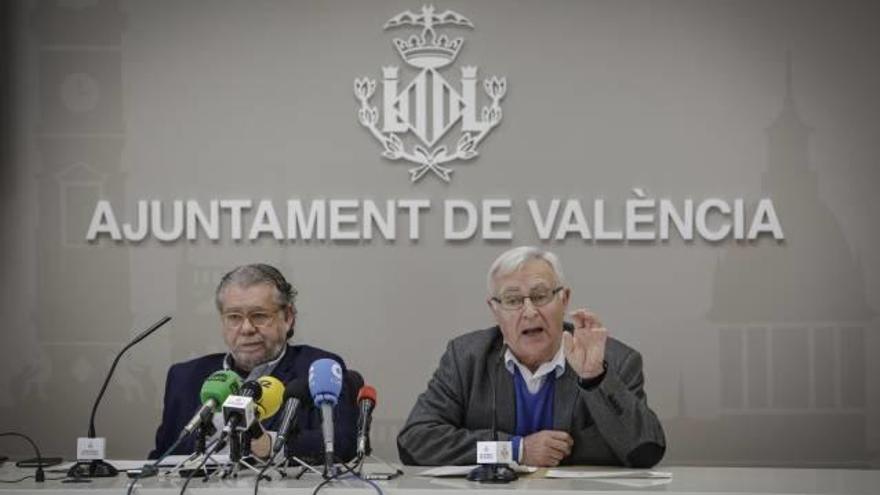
top-left (504, 343), bottom-right (566, 394)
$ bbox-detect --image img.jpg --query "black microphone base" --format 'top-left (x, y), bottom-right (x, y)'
top-left (466, 464), bottom-right (518, 483)
top-left (67, 459), bottom-right (119, 478)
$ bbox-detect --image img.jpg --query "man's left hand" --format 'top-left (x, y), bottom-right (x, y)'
top-left (562, 309), bottom-right (607, 380)
top-left (250, 426), bottom-right (272, 459)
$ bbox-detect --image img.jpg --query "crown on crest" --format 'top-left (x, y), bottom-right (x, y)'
top-left (384, 5), bottom-right (474, 69)
top-left (392, 33), bottom-right (463, 69)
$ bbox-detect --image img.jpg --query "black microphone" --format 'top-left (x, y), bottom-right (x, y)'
top-left (346, 370), bottom-right (364, 392)
top-left (346, 370), bottom-right (366, 455)
top-left (89, 315), bottom-right (172, 438)
top-left (69, 315), bottom-right (172, 479)
top-left (492, 346), bottom-right (502, 441)
top-left (356, 384), bottom-right (377, 459)
top-left (467, 342), bottom-right (517, 483)
top-left (272, 378), bottom-right (311, 457)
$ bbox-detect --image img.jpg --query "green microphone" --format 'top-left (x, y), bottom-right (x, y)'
top-left (182, 370), bottom-right (242, 436)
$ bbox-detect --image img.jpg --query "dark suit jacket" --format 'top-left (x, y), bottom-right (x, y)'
top-left (149, 344), bottom-right (357, 462)
top-left (397, 326), bottom-right (666, 467)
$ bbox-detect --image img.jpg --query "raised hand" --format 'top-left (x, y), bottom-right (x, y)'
top-left (562, 309), bottom-right (607, 379)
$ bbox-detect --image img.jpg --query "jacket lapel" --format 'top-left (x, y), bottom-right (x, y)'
top-left (271, 344), bottom-right (297, 380)
top-left (553, 365), bottom-right (578, 431)
top-left (495, 359), bottom-right (516, 434)
top-left (263, 345), bottom-right (296, 430)
top-left (488, 335), bottom-right (517, 434)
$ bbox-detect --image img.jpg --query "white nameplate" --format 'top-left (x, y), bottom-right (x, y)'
top-left (476, 441), bottom-right (513, 464)
top-left (76, 437), bottom-right (106, 460)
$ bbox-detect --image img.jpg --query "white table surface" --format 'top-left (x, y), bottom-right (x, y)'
top-left (0, 463), bottom-right (878, 494)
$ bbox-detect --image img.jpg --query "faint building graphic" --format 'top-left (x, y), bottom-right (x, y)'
top-left (20, 345), bottom-right (52, 404)
top-left (704, 55), bottom-right (873, 465)
top-left (57, 162), bottom-right (105, 248)
top-left (174, 248), bottom-right (228, 363)
top-left (28, 0), bottom-right (140, 456)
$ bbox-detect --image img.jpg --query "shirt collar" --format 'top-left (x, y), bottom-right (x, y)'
top-left (224, 344), bottom-right (287, 382)
top-left (504, 342), bottom-right (566, 381)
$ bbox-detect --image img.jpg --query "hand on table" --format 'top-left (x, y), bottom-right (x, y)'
top-left (521, 430), bottom-right (573, 467)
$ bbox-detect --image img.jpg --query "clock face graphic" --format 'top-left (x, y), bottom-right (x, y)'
top-left (60, 72), bottom-right (100, 113)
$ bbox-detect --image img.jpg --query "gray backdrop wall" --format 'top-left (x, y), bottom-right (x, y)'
top-left (2, 0), bottom-right (879, 467)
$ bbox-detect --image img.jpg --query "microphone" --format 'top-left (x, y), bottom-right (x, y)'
top-left (69, 315), bottom-right (172, 479)
top-left (221, 375), bottom-right (283, 463)
top-left (182, 370), bottom-right (242, 437)
top-left (346, 370), bottom-right (364, 393)
top-left (467, 343), bottom-right (517, 483)
top-left (222, 375), bottom-right (284, 432)
top-left (308, 358), bottom-right (343, 477)
top-left (271, 378), bottom-right (312, 457)
top-left (356, 385), bottom-right (377, 460)
top-left (254, 376), bottom-right (284, 420)
top-left (491, 347), bottom-right (502, 441)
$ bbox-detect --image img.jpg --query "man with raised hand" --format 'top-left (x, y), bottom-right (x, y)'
top-left (397, 246), bottom-right (665, 467)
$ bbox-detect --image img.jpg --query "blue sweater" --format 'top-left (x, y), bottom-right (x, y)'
top-left (510, 367), bottom-right (556, 462)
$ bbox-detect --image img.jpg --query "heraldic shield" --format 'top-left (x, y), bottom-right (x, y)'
top-left (354, 5), bottom-right (507, 183)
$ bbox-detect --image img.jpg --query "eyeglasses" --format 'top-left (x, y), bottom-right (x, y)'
top-left (490, 286), bottom-right (564, 311)
top-left (221, 308), bottom-right (283, 329)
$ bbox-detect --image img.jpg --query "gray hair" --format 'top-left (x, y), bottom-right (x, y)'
top-left (215, 263), bottom-right (298, 312)
top-left (487, 246), bottom-right (566, 295)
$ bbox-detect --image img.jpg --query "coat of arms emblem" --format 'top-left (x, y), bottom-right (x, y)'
top-left (354, 6), bottom-right (507, 182)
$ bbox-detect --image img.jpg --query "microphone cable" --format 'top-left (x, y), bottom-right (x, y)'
top-left (252, 432), bottom-right (287, 495)
top-left (124, 426), bottom-right (193, 495)
top-left (0, 432), bottom-right (45, 483)
top-left (252, 454), bottom-right (274, 495)
top-left (178, 436), bottom-right (225, 495)
top-left (309, 454), bottom-right (384, 495)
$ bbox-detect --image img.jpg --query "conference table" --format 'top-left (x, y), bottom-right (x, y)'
top-left (1, 463), bottom-right (878, 495)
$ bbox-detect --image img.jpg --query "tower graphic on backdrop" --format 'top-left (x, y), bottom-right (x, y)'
top-left (27, 0), bottom-right (142, 455)
top-left (174, 249), bottom-right (227, 363)
top-left (702, 55), bottom-right (874, 464)
top-left (354, 5), bottom-right (507, 182)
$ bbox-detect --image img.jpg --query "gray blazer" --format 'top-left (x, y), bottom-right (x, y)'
top-left (397, 325), bottom-right (666, 467)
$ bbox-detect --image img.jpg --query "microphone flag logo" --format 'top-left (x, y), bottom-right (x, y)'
top-left (354, 5), bottom-right (507, 183)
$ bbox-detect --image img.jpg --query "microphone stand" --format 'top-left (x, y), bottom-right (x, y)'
top-left (195, 422), bottom-right (214, 455)
top-left (159, 421), bottom-right (215, 478)
top-left (220, 418), bottom-right (278, 478)
top-left (235, 438), bottom-right (262, 477)
top-left (353, 424), bottom-right (402, 478)
top-left (290, 457), bottom-right (324, 480)
top-left (253, 430), bottom-right (322, 495)
top-left (68, 315), bottom-right (172, 479)
top-left (227, 426), bottom-right (242, 467)
top-left (467, 343), bottom-right (518, 483)
top-left (320, 403), bottom-right (338, 479)
top-left (167, 436), bottom-right (225, 479)
top-left (259, 398), bottom-right (322, 478)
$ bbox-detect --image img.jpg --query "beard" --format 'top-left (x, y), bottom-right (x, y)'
top-left (232, 341), bottom-right (284, 372)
